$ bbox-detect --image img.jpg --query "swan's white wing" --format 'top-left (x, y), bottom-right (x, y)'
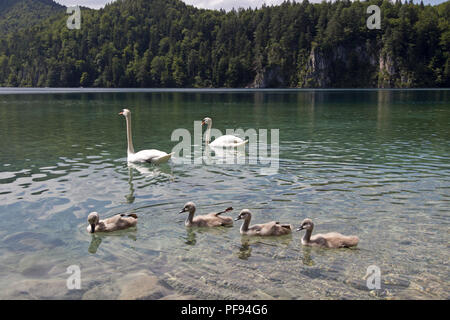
top-left (151, 152), bottom-right (174, 165)
top-left (210, 135), bottom-right (247, 147)
top-left (128, 149), bottom-right (172, 164)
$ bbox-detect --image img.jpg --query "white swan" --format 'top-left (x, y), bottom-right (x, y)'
top-left (201, 117), bottom-right (248, 147)
top-left (119, 109), bottom-right (173, 164)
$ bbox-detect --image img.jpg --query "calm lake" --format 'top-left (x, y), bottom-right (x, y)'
top-left (0, 89), bottom-right (448, 299)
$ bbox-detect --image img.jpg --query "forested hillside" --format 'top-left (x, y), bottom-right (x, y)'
top-left (0, 0), bottom-right (64, 33)
top-left (0, 0), bottom-right (448, 88)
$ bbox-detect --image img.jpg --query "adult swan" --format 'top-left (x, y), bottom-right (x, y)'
top-left (119, 109), bottom-right (173, 164)
top-left (202, 117), bottom-right (248, 147)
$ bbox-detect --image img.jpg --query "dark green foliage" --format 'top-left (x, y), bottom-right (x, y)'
top-left (0, 0), bottom-right (448, 88)
top-left (0, 0), bottom-right (64, 33)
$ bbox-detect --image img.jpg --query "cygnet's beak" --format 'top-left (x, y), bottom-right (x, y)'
top-left (234, 216), bottom-right (242, 221)
top-left (90, 224), bottom-right (96, 233)
top-left (179, 208), bottom-right (187, 214)
top-left (296, 226), bottom-right (304, 232)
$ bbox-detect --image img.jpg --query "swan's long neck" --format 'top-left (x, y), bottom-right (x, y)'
top-left (303, 227), bottom-right (313, 243)
top-left (186, 209), bottom-right (195, 225)
top-left (125, 114), bottom-right (135, 155)
top-left (240, 215), bottom-right (251, 232)
top-left (205, 121), bottom-right (212, 145)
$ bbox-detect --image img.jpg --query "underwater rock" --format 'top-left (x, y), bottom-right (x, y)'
top-left (18, 254), bottom-right (59, 278)
top-left (399, 273), bottom-right (448, 299)
top-left (82, 282), bottom-right (121, 300)
top-left (159, 293), bottom-right (196, 300)
top-left (3, 279), bottom-right (70, 299)
top-left (117, 270), bottom-right (172, 300)
top-left (3, 231), bottom-right (64, 252)
top-left (253, 289), bottom-right (275, 300)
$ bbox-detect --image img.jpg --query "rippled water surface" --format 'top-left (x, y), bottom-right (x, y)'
top-left (0, 89), bottom-right (449, 299)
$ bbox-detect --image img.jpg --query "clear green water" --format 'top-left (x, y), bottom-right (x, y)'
top-left (0, 89), bottom-right (448, 299)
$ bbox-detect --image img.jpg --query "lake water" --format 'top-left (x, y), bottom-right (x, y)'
top-left (0, 89), bottom-right (448, 299)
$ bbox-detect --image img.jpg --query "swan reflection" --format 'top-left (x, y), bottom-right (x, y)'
top-left (88, 230), bottom-right (137, 254)
top-left (236, 235), bottom-right (293, 260)
top-left (125, 166), bottom-right (136, 203)
top-left (183, 224), bottom-right (233, 247)
top-left (127, 162), bottom-right (173, 179)
top-left (125, 163), bottom-right (174, 203)
top-left (301, 246), bottom-right (314, 266)
top-left (203, 144), bottom-right (246, 166)
top-left (238, 237), bottom-right (252, 260)
top-left (184, 228), bottom-right (197, 246)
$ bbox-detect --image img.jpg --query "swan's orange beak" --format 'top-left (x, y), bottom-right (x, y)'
top-left (119, 111), bottom-right (123, 115)
top-left (201, 120), bottom-right (205, 126)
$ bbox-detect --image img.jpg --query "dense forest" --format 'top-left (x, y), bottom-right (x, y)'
top-left (0, 0), bottom-right (449, 88)
top-left (0, 0), bottom-right (64, 33)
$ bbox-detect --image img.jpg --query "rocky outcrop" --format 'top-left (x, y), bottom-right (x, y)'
top-left (298, 46), bottom-right (332, 88)
top-left (246, 43), bottom-right (420, 88)
top-left (298, 43), bottom-right (379, 88)
top-left (247, 43), bottom-right (420, 88)
top-left (247, 66), bottom-right (285, 88)
top-left (378, 52), bottom-right (396, 87)
top-left (378, 52), bottom-right (415, 88)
